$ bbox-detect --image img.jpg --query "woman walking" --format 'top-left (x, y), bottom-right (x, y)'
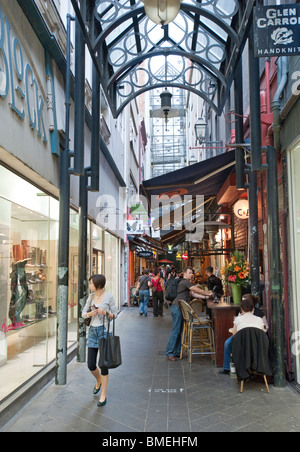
top-left (152, 269), bottom-right (165, 317)
top-left (82, 274), bottom-right (118, 407)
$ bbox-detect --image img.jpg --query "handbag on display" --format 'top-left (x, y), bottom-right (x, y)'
top-left (98, 316), bottom-right (122, 369)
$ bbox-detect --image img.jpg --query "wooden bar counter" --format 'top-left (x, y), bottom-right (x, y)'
top-left (207, 300), bottom-right (240, 368)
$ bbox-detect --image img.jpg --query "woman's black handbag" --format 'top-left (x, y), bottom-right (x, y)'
top-left (98, 317), bottom-right (122, 369)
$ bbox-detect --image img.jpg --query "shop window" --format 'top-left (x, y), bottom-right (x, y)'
top-left (0, 166), bottom-right (78, 401)
top-left (288, 139), bottom-right (300, 385)
top-left (104, 231), bottom-right (119, 307)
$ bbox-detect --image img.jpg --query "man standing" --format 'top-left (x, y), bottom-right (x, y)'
top-left (165, 267), bottom-right (213, 361)
top-left (205, 266), bottom-right (224, 297)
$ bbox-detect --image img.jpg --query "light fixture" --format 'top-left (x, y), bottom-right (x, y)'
top-left (152, 89), bottom-right (180, 130)
top-left (188, 155), bottom-right (198, 166)
top-left (141, 0), bottom-right (182, 26)
top-left (195, 117), bottom-right (207, 144)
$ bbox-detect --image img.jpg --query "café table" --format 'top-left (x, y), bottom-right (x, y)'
top-left (207, 299), bottom-right (240, 368)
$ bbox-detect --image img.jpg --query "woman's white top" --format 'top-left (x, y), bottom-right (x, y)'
top-left (234, 312), bottom-right (264, 333)
top-left (82, 292), bottom-right (118, 327)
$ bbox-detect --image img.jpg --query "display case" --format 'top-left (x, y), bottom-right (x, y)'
top-left (9, 245), bottom-right (56, 331)
top-left (0, 156), bottom-right (79, 401)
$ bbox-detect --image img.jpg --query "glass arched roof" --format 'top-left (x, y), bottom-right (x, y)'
top-left (71, 0), bottom-right (255, 117)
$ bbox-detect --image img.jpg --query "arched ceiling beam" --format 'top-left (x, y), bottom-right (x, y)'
top-left (93, 5), bottom-right (240, 51)
top-left (107, 50), bottom-right (226, 92)
top-left (115, 82), bottom-right (219, 117)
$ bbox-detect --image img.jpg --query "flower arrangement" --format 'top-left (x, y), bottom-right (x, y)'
top-left (222, 250), bottom-right (250, 287)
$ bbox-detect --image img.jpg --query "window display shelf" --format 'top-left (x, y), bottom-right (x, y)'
top-left (26, 281), bottom-right (53, 285)
top-left (6, 315), bottom-right (57, 338)
top-left (25, 265), bottom-right (51, 269)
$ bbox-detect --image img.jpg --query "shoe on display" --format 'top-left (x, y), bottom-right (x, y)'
top-left (48, 306), bottom-right (57, 315)
top-left (41, 249), bottom-right (47, 266)
top-left (23, 315), bottom-right (34, 324)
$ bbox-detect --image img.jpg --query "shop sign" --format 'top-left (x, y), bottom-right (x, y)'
top-left (254, 4), bottom-right (300, 57)
top-left (0, 7), bottom-right (49, 146)
top-left (234, 200), bottom-right (249, 220)
top-left (130, 203), bottom-right (148, 216)
top-left (176, 252), bottom-right (181, 261)
top-left (126, 220), bottom-right (144, 234)
top-left (137, 251), bottom-right (154, 259)
top-left (182, 253), bottom-right (189, 261)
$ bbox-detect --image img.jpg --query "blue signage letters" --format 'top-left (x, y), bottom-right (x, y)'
top-left (0, 7), bottom-right (48, 144)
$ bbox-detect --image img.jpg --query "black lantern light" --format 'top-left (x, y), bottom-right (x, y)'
top-left (195, 117), bottom-right (207, 144)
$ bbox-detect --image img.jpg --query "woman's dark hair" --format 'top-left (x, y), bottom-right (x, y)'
top-left (241, 293), bottom-right (255, 313)
top-left (154, 268), bottom-right (160, 276)
top-left (89, 274), bottom-right (106, 290)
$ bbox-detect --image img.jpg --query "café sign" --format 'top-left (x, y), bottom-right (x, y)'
top-left (254, 4), bottom-right (300, 57)
top-left (234, 200), bottom-right (249, 220)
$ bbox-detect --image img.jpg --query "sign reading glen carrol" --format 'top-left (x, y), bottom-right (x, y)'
top-left (254, 4), bottom-right (300, 57)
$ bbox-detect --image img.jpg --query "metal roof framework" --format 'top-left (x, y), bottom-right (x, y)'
top-left (71, 0), bottom-right (256, 117)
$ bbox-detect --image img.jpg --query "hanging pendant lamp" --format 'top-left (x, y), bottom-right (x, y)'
top-left (141, 0), bottom-right (182, 26)
top-left (151, 57), bottom-right (180, 130)
top-left (152, 89), bottom-right (180, 130)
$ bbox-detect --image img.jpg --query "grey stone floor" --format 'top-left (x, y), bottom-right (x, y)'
top-left (2, 307), bottom-right (300, 433)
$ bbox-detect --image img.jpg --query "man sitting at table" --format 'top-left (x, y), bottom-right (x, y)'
top-left (220, 294), bottom-right (269, 375)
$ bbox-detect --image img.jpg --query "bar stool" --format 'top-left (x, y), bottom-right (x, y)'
top-left (179, 300), bottom-right (216, 364)
top-left (190, 299), bottom-right (206, 315)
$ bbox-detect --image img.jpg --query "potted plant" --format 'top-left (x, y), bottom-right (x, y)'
top-left (222, 251), bottom-right (250, 305)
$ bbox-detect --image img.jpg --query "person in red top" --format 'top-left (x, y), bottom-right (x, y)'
top-left (152, 269), bottom-right (165, 317)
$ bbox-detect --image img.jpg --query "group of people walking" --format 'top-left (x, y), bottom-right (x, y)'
top-left (135, 269), bottom-right (163, 317)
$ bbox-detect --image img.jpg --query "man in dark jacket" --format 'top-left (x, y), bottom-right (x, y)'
top-left (205, 267), bottom-right (224, 296)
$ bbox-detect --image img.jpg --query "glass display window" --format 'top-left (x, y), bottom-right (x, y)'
top-left (92, 224), bottom-right (104, 276)
top-left (288, 138), bottom-right (300, 385)
top-left (104, 231), bottom-right (120, 308)
top-left (0, 166), bottom-right (78, 401)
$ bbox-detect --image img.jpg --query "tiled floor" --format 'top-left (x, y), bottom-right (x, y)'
top-left (2, 307), bottom-right (300, 432)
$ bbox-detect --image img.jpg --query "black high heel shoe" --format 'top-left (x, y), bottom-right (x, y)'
top-left (97, 398), bottom-right (107, 407)
top-left (93, 383), bottom-right (102, 395)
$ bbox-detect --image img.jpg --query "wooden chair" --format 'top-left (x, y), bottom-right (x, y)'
top-left (190, 299), bottom-right (206, 315)
top-left (179, 300), bottom-right (216, 364)
top-left (179, 300), bottom-right (192, 360)
top-left (232, 327), bottom-right (272, 394)
top-left (240, 374), bottom-right (270, 394)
